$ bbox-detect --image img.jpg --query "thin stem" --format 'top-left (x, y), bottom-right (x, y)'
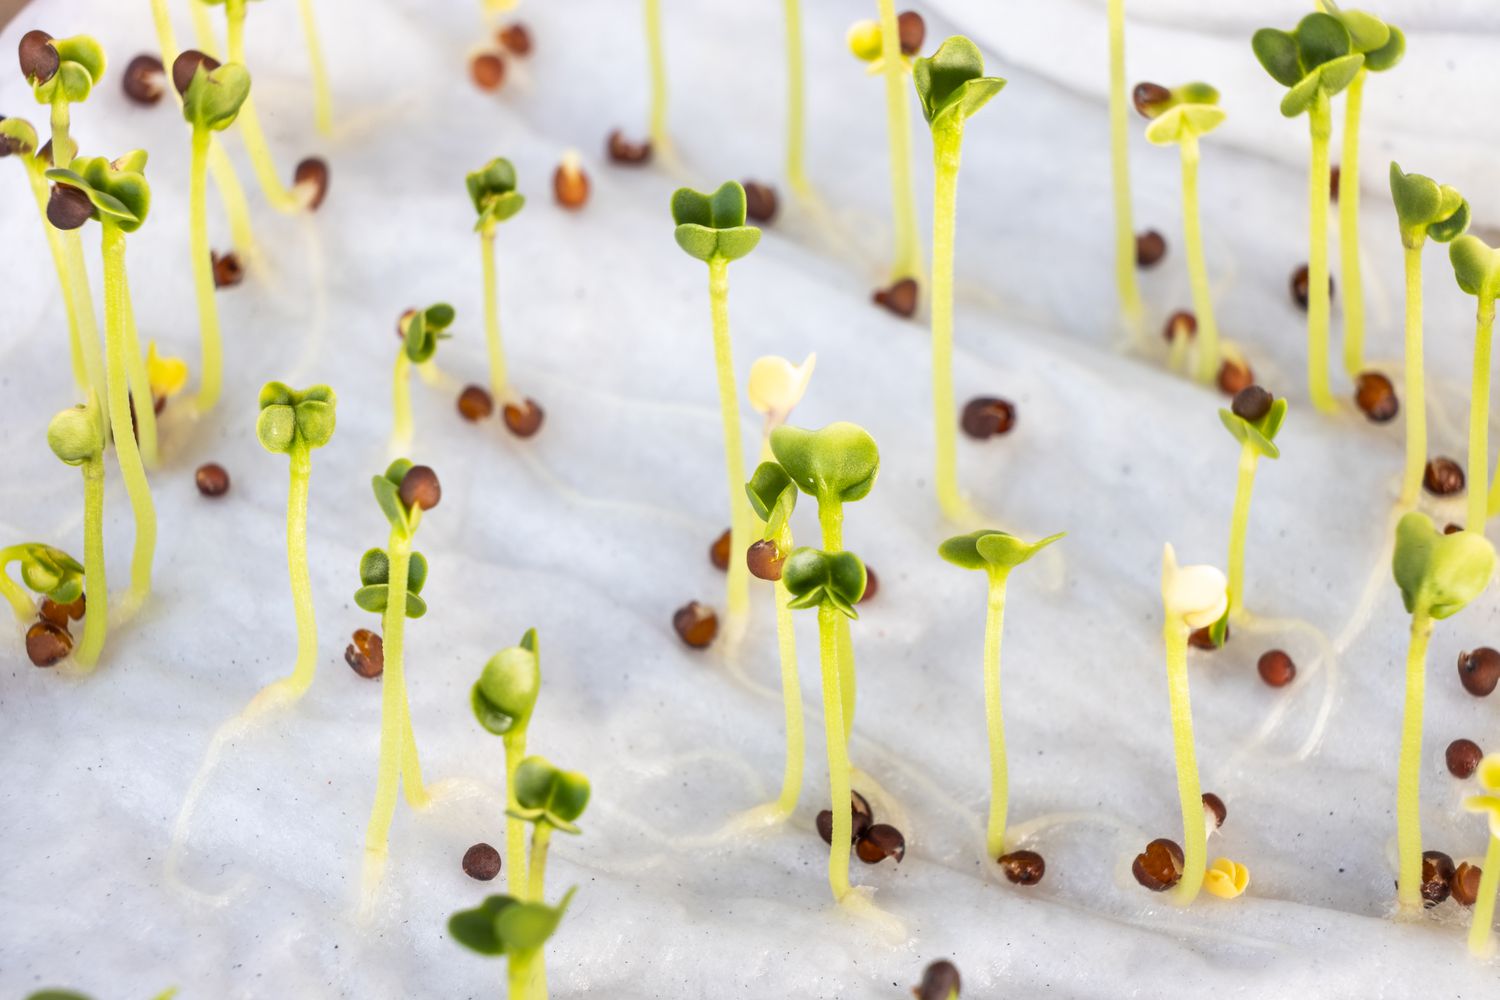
top-left (1399, 244), bottom-right (1426, 507)
top-left (1339, 69), bottom-right (1367, 376)
top-left (1180, 134), bottom-right (1218, 384)
top-left (1226, 441), bottom-right (1258, 620)
top-left (480, 231), bottom-right (510, 403)
top-left (773, 553), bottom-right (804, 817)
top-left (1396, 609), bottom-right (1433, 911)
top-left (503, 731), bottom-right (528, 897)
top-left (1468, 833), bottom-right (1500, 957)
top-left (225, 0), bottom-right (301, 213)
top-left (365, 529), bottom-right (412, 864)
top-left (398, 627), bottom-right (428, 809)
top-left (1107, 0), bottom-right (1144, 332)
top-left (190, 0), bottom-right (220, 57)
top-left (101, 222), bottom-right (156, 615)
top-left (392, 352), bottom-right (413, 450)
top-left (508, 949), bottom-right (536, 1000)
top-left (74, 455), bottom-right (107, 668)
top-left (782, 0), bottom-right (809, 197)
top-left (48, 202), bottom-right (109, 438)
top-left (1469, 296), bottom-right (1495, 529)
top-left (876, 0), bottom-right (920, 281)
top-left (816, 501), bottom-right (855, 744)
top-left (1164, 619), bottom-right (1206, 905)
top-left (297, 0), bottom-right (334, 137)
top-left (49, 94), bottom-right (73, 168)
top-left (283, 444), bottom-right (316, 696)
top-left (643, 0), bottom-right (669, 152)
top-left (526, 823), bottom-right (552, 902)
top-left (190, 126), bottom-right (224, 413)
top-left (1306, 98), bottom-right (1336, 413)
top-left (0, 549), bottom-right (35, 620)
top-left (708, 257), bottom-right (751, 622)
top-left (121, 271), bottom-right (158, 469)
top-left (931, 125), bottom-right (964, 522)
top-left (982, 573), bottom-right (1009, 860)
top-left (817, 603), bottom-right (852, 902)
top-left (25, 160), bottom-right (87, 391)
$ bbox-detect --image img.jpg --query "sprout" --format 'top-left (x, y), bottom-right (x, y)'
top-left (0, 541), bottom-right (86, 624)
top-left (1141, 82), bottom-right (1225, 384)
top-left (1107, 0), bottom-right (1144, 336)
top-left (1202, 857), bottom-right (1251, 900)
top-left (21, 31), bottom-right (105, 167)
top-left (1447, 235), bottom-right (1500, 526)
top-left (643, 0), bottom-right (670, 156)
top-left (36, 399), bottom-right (105, 667)
top-left (450, 887), bottom-right (578, 999)
top-left (296, 0), bottom-right (333, 137)
top-left (1389, 163), bottom-right (1470, 506)
top-left (853, 2), bottom-right (922, 288)
top-left (782, 0), bottom-right (810, 198)
top-left (913, 36), bottom-right (1005, 522)
top-left (471, 629), bottom-right (542, 895)
top-left (1390, 512), bottom-right (1495, 911)
top-left (391, 303), bottom-right (455, 452)
top-left (467, 158), bottom-right (535, 424)
top-left (938, 529), bottom-right (1063, 861)
top-left (1463, 754), bottom-right (1500, 956)
top-left (1218, 390), bottom-right (1288, 622)
top-left (1251, 13), bottom-right (1365, 413)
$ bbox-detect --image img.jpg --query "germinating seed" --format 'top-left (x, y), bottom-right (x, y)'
top-left (1421, 850), bottom-right (1456, 907)
top-left (457, 385), bottom-right (495, 422)
top-left (607, 129), bottom-right (651, 164)
top-left (26, 620), bottom-right (71, 667)
top-left (960, 396), bottom-right (1015, 440)
top-left (1458, 647), bottom-right (1500, 697)
top-left (195, 462), bottom-right (230, 497)
top-left (998, 849), bottom-right (1045, 885)
top-left (1446, 738), bottom-right (1483, 779)
top-left (1354, 371), bottom-right (1398, 423)
top-left (122, 54), bottom-right (165, 105)
top-left (1423, 458), bottom-right (1465, 497)
top-left (502, 399), bottom-right (545, 438)
top-left (672, 601), bottom-right (718, 648)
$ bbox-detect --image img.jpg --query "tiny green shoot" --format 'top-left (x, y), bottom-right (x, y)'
top-left (471, 629), bottom-right (542, 897)
top-left (0, 541), bottom-right (84, 625)
top-left (43, 398), bottom-right (106, 667)
top-left (391, 303), bottom-right (455, 453)
top-left (1462, 753), bottom-right (1500, 956)
top-left (1218, 390), bottom-right (1288, 621)
top-left (467, 158), bottom-right (526, 409)
top-left (850, 2), bottom-right (921, 283)
top-left (1447, 235), bottom-right (1500, 523)
top-left (1108, 0), bottom-right (1144, 333)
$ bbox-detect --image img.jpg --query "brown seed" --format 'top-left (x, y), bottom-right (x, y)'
top-left (47, 183), bottom-right (93, 230)
top-left (873, 277), bottom-right (919, 318)
top-left (1163, 310), bottom-right (1196, 343)
top-left (502, 398), bottom-right (545, 438)
top-left (746, 539), bottom-right (785, 581)
top-left (1132, 81), bottom-right (1172, 118)
top-left (1257, 649), bottom-right (1296, 687)
top-left (171, 49), bottom-right (220, 96)
top-left (462, 842), bottom-right (502, 881)
top-left (122, 54), bottom-right (166, 105)
top-left (1132, 837), bottom-right (1185, 891)
top-left (856, 823), bottom-right (905, 864)
top-left (606, 129), bottom-right (652, 165)
top-left (1201, 792), bottom-right (1227, 830)
top-left (960, 396), bottom-right (1015, 440)
top-left (673, 601), bottom-right (718, 648)
top-left (1135, 229), bottom-right (1166, 268)
top-left (1452, 862), bottom-right (1484, 907)
top-left (1444, 523), bottom-right (1465, 535)
top-left (399, 465), bottom-right (441, 511)
top-left (816, 792), bottom-right (873, 845)
top-left (294, 158), bottom-right (330, 211)
top-left (211, 250), bottom-right (244, 288)
top-left (896, 11), bottom-right (925, 55)
top-left (742, 180), bottom-right (778, 224)
top-left (345, 629), bottom-right (384, 678)
top-left (1422, 850), bottom-right (1456, 907)
top-left (1446, 738), bottom-right (1484, 779)
top-left (37, 597), bottom-right (70, 629)
top-left (914, 960), bottom-right (961, 1000)
top-left (709, 528), bottom-right (731, 571)
top-left (26, 620), bottom-right (71, 667)
top-left (1423, 457), bottom-right (1465, 497)
top-left (457, 384), bottom-right (495, 422)
top-left (1218, 357), bottom-right (1255, 397)
top-left (1329, 164), bottom-right (1341, 202)
top-left (860, 566), bottom-right (878, 604)
top-left (195, 462), bottom-right (230, 497)
top-left (497, 23), bottom-right (533, 56)
top-left (1189, 622), bottom-right (1227, 650)
top-left (553, 154), bottom-right (589, 209)
top-left (471, 51), bottom-right (506, 91)
top-left (18, 30), bottom-right (58, 85)
top-left (1458, 648), bottom-right (1500, 697)
top-left (997, 849), bottom-right (1046, 885)
top-left (1231, 385), bottom-right (1272, 422)
top-left (1353, 371), bottom-right (1398, 423)
top-left (1291, 264), bottom-right (1334, 310)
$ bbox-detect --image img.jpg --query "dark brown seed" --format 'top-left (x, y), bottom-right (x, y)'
top-left (36, 138), bottom-right (53, 167)
top-left (1135, 229), bottom-right (1166, 268)
top-left (171, 49), bottom-right (220, 96)
top-left (211, 250), bottom-right (244, 288)
top-left (294, 158), bottom-right (330, 211)
top-left (471, 51), bottom-right (506, 91)
top-left (1452, 862), bottom-right (1484, 907)
top-left (1354, 371), bottom-right (1398, 423)
top-left (1189, 622), bottom-right (1227, 650)
top-left (914, 960), bottom-right (961, 1000)
top-left (1329, 164), bottom-right (1341, 202)
top-left (47, 184), bottom-right (93, 230)
top-left (1458, 648), bottom-right (1500, 697)
top-left (1201, 792), bottom-right (1227, 830)
top-left (345, 629), bottom-right (384, 678)
top-left (606, 129), bottom-right (652, 165)
top-left (960, 396), bottom-right (1015, 440)
top-left (742, 180), bottom-right (778, 223)
top-left (856, 823), bottom-right (905, 864)
top-left (1257, 649), bottom-right (1296, 687)
top-left (1423, 458), bottom-right (1465, 497)
top-left (896, 11), bottom-right (925, 55)
top-left (19, 30), bottom-right (58, 85)
top-left (1132, 837), bottom-right (1185, 891)
top-left (816, 792), bottom-right (873, 845)
top-left (40, 594), bottom-right (84, 626)
top-left (1445, 523), bottom-right (1465, 535)
top-left (672, 601), bottom-right (717, 648)
top-left (399, 465), bottom-right (441, 511)
top-left (709, 528), bottom-right (731, 571)
top-left (1291, 264), bottom-right (1334, 310)
top-left (997, 849), bottom-right (1045, 885)
top-left (1422, 850), bottom-right (1456, 907)
top-left (195, 462), bottom-right (230, 497)
top-left (502, 398), bottom-right (545, 438)
top-left (746, 539), bottom-right (785, 581)
top-left (873, 277), bottom-right (919, 318)
top-left (457, 384), bottom-right (495, 422)
top-left (1218, 357), bottom-right (1255, 397)
top-left (26, 620), bottom-right (71, 667)
top-left (462, 842), bottom-right (502, 881)
top-left (123, 54), bottom-right (166, 105)
top-left (1163, 310), bottom-right (1196, 343)
top-left (497, 23), bottom-right (532, 56)
top-left (1132, 81), bottom-right (1172, 118)
top-left (1446, 738), bottom-right (1484, 779)
top-left (859, 566), bottom-right (878, 604)
top-left (1231, 385), bottom-right (1272, 422)
top-left (553, 155), bottom-right (589, 209)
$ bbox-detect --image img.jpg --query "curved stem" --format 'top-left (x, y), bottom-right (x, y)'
top-left (365, 529), bottom-right (411, 866)
top-left (1164, 620), bottom-right (1205, 905)
top-left (1180, 134), bottom-right (1217, 384)
top-left (1108, 0), bottom-right (1143, 333)
top-left (1339, 69), bottom-right (1367, 376)
top-left (782, 0), bottom-right (809, 197)
top-left (708, 258), bottom-right (751, 622)
top-left (643, 0), bottom-right (669, 152)
top-left (225, 0), bottom-right (301, 213)
top-left (1396, 609), bottom-right (1432, 911)
top-left (817, 603), bottom-right (852, 902)
top-left (1306, 99), bottom-right (1336, 413)
top-left (1469, 296), bottom-right (1495, 529)
top-left (283, 444), bottom-right (316, 696)
top-left (526, 823), bottom-right (552, 902)
top-left (1468, 833), bottom-right (1500, 957)
top-left (982, 573), bottom-right (1009, 860)
top-left (391, 351), bottom-right (413, 449)
top-left (503, 730), bottom-right (528, 896)
top-left (1226, 441), bottom-right (1258, 620)
top-left (0, 548), bottom-right (35, 621)
top-left (1400, 244), bottom-right (1426, 507)
top-left (190, 126), bottom-right (223, 413)
top-left (876, 0), bottom-right (920, 281)
top-left (931, 124), bottom-right (964, 521)
top-left (481, 231), bottom-right (510, 403)
top-left (74, 455), bottom-right (108, 669)
top-left (25, 160), bottom-right (87, 391)
top-left (298, 0), bottom-right (334, 137)
top-left (816, 501), bottom-right (855, 744)
top-left (773, 559), bottom-right (804, 817)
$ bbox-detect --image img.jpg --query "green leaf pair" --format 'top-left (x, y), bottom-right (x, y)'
top-left (355, 546), bottom-right (429, 618)
top-left (1142, 83), bottom-right (1225, 146)
top-left (670, 182), bottom-right (761, 263)
top-left (1392, 512), bottom-right (1495, 619)
top-left (1218, 396), bottom-right (1289, 460)
top-left (472, 629), bottom-right (541, 736)
top-left (913, 36), bottom-right (1005, 131)
top-left (508, 756), bottom-right (591, 834)
top-left (26, 34), bottom-right (105, 104)
top-left (1389, 163), bottom-right (1469, 248)
top-left (47, 400), bottom-right (104, 465)
top-left (0, 117), bottom-right (40, 160)
top-left (467, 157), bottom-right (526, 232)
top-left (1315, 2), bottom-right (1405, 70)
top-left (449, 887), bottom-right (577, 958)
top-left (768, 422), bottom-right (880, 508)
top-left (10, 543), bottom-right (84, 604)
top-left (372, 459), bottom-right (423, 536)
top-left (1451, 235), bottom-right (1500, 301)
top-left (256, 382), bottom-right (336, 453)
top-left (174, 52), bottom-right (250, 132)
top-left (1251, 13), bottom-right (1364, 117)
top-left (45, 152), bottom-right (152, 232)
top-left (402, 303), bottom-right (455, 364)
top-left (783, 548), bottom-right (867, 618)
top-left (746, 462), bottom-right (797, 539)
top-left (938, 529), bottom-right (1063, 579)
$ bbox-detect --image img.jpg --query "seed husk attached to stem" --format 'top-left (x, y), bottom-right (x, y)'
top-left (123, 54), bottom-right (166, 104)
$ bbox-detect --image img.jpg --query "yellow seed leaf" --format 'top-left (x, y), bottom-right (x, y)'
top-left (1203, 857), bottom-right (1250, 899)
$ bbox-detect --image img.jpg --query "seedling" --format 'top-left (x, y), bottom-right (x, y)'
top-left (782, 545), bottom-right (868, 901)
top-left (1462, 753), bottom-right (1500, 956)
top-left (1138, 82), bottom-right (1225, 384)
top-left (471, 629), bottom-right (541, 896)
top-left (1251, 13), bottom-right (1364, 412)
top-left (42, 400), bottom-right (105, 667)
top-left (467, 159), bottom-right (533, 419)
top-left (45, 152), bottom-right (158, 616)
top-left (671, 181), bottom-right (762, 626)
top-left (1218, 388), bottom-right (1288, 622)
top-left (781, 0), bottom-right (810, 197)
top-left (1157, 544), bottom-right (1229, 904)
top-left (938, 529), bottom-right (1063, 860)
top-left (1448, 235), bottom-right (1500, 524)
top-left (1389, 164), bottom-right (1469, 506)
top-left (1390, 512), bottom-right (1494, 910)
top-left (913, 36), bottom-right (1005, 522)
top-left (173, 50), bottom-right (249, 414)
top-left (391, 303), bottom-right (455, 452)
top-left (643, 0), bottom-right (670, 156)
top-left (0, 541), bottom-right (84, 625)
top-left (1107, 0), bottom-right (1144, 332)
top-left (850, 3), bottom-right (922, 285)
top-left (1315, 2), bottom-right (1404, 375)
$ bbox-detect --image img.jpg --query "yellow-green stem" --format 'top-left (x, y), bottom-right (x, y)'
top-left (508, 949), bottom-right (537, 1000)
top-left (189, 126), bottom-right (224, 413)
top-left (392, 352), bottom-right (413, 449)
top-left (773, 550), bottom-right (804, 816)
top-left (1180, 134), bottom-right (1218, 384)
top-left (1164, 620), bottom-right (1206, 905)
top-left (708, 257), bottom-right (751, 621)
top-left (25, 160), bottom-right (88, 391)
top-left (931, 124), bottom-right (964, 522)
top-left (49, 95), bottom-right (74, 169)
top-left (503, 730), bottom-right (528, 897)
top-left (643, 0), bottom-right (669, 152)
top-left (782, 0), bottom-right (809, 197)
top-left (190, 0), bottom-right (220, 56)
top-left (876, 0), bottom-right (920, 281)
top-left (817, 603), bottom-right (852, 902)
top-left (1468, 296), bottom-right (1495, 529)
top-left (480, 231), bottom-right (510, 403)
top-left (1226, 441), bottom-right (1258, 620)
top-left (1399, 244), bottom-right (1426, 507)
top-left (399, 670), bottom-right (427, 807)
top-left (74, 454), bottom-right (108, 668)
top-left (1468, 833), bottom-right (1500, 957)
top-left (121, 273), bottom-right (158, 469)
top-left (282, 443), bottom-right (316, 696)
top-left (365, 528), bottom-right (418, 860)
top-left (816, 502), bottom-right (855, 744)
top-left (1396, 609), bottom-right (1432, 911)
top-left (0, 549), bottom-right (33, 620)
top-left (1306, 98), bottom-right (1336, 413)
top-left (1339, 69), bottom-right (1367, 376)
top-left (225, 0), bottom-right (301, 212)
top-left (298, 0), bottom-right (334, 137)
top-left (982, 573), bottom-right (1009, 860)
top-left (526, 823), bottom-right (552, 902)
top-left (1107, 0), bottom-right (1143, 331)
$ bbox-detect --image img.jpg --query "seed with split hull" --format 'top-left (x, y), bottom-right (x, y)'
top-left (1132, 81), bottom-right (1172, 118)
top-left (817, 792), bottom-right (873, 845)
top-left (1132, 837), bottom-right (1184, 891)
top-left (195, 462), bottom-right (231, 497)
top-left (211, 250), bottom-right (244, 288)
top-left (39, 594), bottom-right (84, 628)
top-left (1354, 371), bottom-right (1398, 423)
top-left (1188, 622), bottom-right (1227, 650)
top-left (1201, 792), bottom-right (1227, 830)
top-left (873, 278), bottom-right (918, 318)
top-left (997, 849), bottom-right (1045, 885)
top-left (399, 465), bottom-right (442, 510)
top-left (553, 154), bottom-right (589, 209)
top-left (26, 620), bottom-right (72, 667)
top-left (960, 397), bottom-right (1015, 440)
top-left (897, 11), bottom-right (925, 55)
top-left (709, 529), bottom-right (731, 571)
top-left (19, 30), bottom-right (59, 84)
top-left (607, 129), bottom-right (651, 165)
top-left (742, 181), bottom-right (778, 224)
top-left (1231, 385), bottom-right (1272, 422)
top-left (914, 961), bottom-right (961, 1000)
top-left (1163, 310), bottom-right (1196, 343)
top-left (1423, 458), bottom-right (1465, 497)
top-left (47, 184), bottom-right (93, 230)
top-left (295, 158), bottom-right (330, 211)
top-left (498, 23), bottom-right (532, 56)
top-left (463, 842), bottom-right (502, 881)
top-left (1446, 738), bottom-right (1483, 779)
top-left (502, 398), bottom-right (545, 438)
top-left (471, 51), bottom-right (506, 91)
top-left (746, 540), bottom-right (784, 581)
top-left (172, 49), bottom-right (220, 95)
top-left (457, 384), bottom-right (494, 422)
top-left (673, 601), bottom-right (717, 648)
top-left (123, 54), bottom-right (166, 105)
top-left (1421, 850), bottom-right (1456, 907)
top-left (1452, 863), bottom-right (1484, 907)
top-left (345, 629), bottom-right (384, 678)
top-left (1257, 649), bottom-right (1296, 687)
top-left (1136, 229), bottom-right (1166, 267)
top-left (1218, 358), bottom-right (1254, 396)
top-left (1458, 647), bottom-right (1500, 697)
top-left (856, 823), bottom-right (905, 864)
